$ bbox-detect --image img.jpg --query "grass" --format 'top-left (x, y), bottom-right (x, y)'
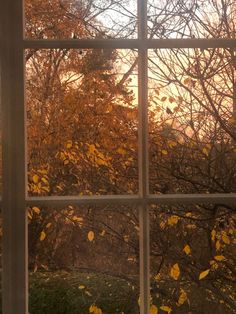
top-left (29, 271), bottom-right (139, 314)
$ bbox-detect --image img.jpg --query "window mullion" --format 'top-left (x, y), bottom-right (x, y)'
top-left (138, 0), bottom-right (150, 313)
top-left (1, 1), bottom-right (27, 313)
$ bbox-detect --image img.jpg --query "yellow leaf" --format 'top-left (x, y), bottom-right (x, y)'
top-left (89, 304), bottom-right (95, 313)
top-left (117, 148), bottom-right (126, 155)
top-left (89, 306), bottom-right (102, 314)
top-left (66, 140), bottom-right (72, 149)
top-left (161, 150), bottom-right (168, 155)
top-left (39, 231), bottom-right (46, 241)
top-left (222, 233), bottom-right (230, 244)
top-left (41, 177), bottom-right (48, 184)
top-left (211, 229), bottom-right (216, 241)
top-left (46, 223), bottom-right (52, 229)
top-left (160, 305), bottom-right (172, 313)
top-left (170, 263), bottom-right (180, 280)
top-left (185, 212), bottom-right (192, 217)
top-left (199, 269), bottom-right (210, 280)
top-left (202, 147), bottom-right (209, 156)
top-left (150, 304), bottom-right (158, 314)
top-left (214, 255), bottom-right (226, 261)
top-left (168, 215), bottom-right (179, 226)
top-left (177, 288), bottom-right (188, 305)
top-left (210, 260), bottom-right (219, 270)
top-left (183, 244), bottom-right (191, 255)
top-left (88, 144), bottom-right (96, 154)
top-left (167, 140), bottom-right (177, 148)
top-left (32, 175), bottom-right (39, 184)
top-left (105, 104), bottom-right (113, 113)
top-left (186, 224), bottom-right (196, 229)
top-left (79, 285), bottom-right (85, 289)
top-left (124, 235), bottom-right (129, 242)
top-left (32, 206), bottom-right (40, 215)
top-left (28, 211), bottom-right (33, 220)
top-left (72, 216), bottom-right (84, 222)
top-left (216, 240), bottom-right (221, 251)
top-left (63, 159), bottom-right (69, 165)
top-left (100, 230), bottom-right (106, 236)
top-left (159, 221), bottom-right (166, 230)
top-left (88, 231), bottom-right (95, 242)
top-left (85, 290), bottom-right (92, 297)
top-left (154, 273), bottom-right (161, 281)
top-left (138, 296), bottom-right (141, 306)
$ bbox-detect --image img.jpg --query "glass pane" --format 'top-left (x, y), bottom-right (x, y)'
top-left (28, 205), bottom-right (139, 313)
top-left (150, 203), bottom-right (236, 313)
top-left (149, 48), bottom-right (236, 194)
top-left (24, 0), bottom-right (137, 39)
top-left (26, 49), bottom-right (138, 196)
top-left (148, 0), bottom-right (236, 39)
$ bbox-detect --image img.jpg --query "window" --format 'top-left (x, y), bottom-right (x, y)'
top-left (1, 1), bottom-right (236, 313)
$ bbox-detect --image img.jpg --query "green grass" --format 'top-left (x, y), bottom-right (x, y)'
top-left (29, 271), bottom-right (139, 314)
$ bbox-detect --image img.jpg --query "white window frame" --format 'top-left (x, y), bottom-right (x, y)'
top-left (1, 0), bottom-right (236, 313)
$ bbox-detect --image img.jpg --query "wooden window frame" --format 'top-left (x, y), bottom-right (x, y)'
top-left (0, 0), bottom-right (236, 313)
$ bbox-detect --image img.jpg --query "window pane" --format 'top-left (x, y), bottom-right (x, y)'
top-left (148, 0), bottom-right (236, 39)
top-left (28, 205), bottom-right (139, 313)
top-left (150, 203), bottom-right (236, 313)
top-left (149, 48), bottom-right (236, 194)
top-left (26, 49), bottom-right (138, 196)
top-left (24, 0), bottom-right (137, 39)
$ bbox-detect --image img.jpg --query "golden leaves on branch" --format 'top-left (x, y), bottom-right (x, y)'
top-left (167, 215), bottom-right (179, 226)
top-left (183, 244), bottom-right (191, 255)
top-left (161, 150), bottom-right (168, 155)
top-left (210, 260), bottom-right (219, 270)
top-left (150, 304), bottom-right (158, 314)
top-left (32, 206), bottom-right (40, 215)
top-left (160, 305), bottom-right (172, 313)
top-left (211, 229), bottom-right (216, 241)
top-left (39, 230), bottom-right (46, 241)
top-left (32, 174), bottom-right (39, 184)
top-left (199, 269), bottom-right (210, 280)
top-left (66, 140), bottom-right (73, 149)
top-left (177, 289), bottom-right (188, 306)
top-left (214, 255), bottom-right (226, 262)
top-left (211, 229), bottom-right (231, 251)
top-left (222, 232), bottom-right (230, 244)
top-left (216, 240), bottom-right (221, 251)
top-left (79, 285), bottom-right (85, 289)
top-left (117, 147), bottom-right (126, 155)
top-left (88, 231), bottom-right (95, 242)
top-left (46, 222), bottom-right (52, 229)
top-left (89, 304), bottom-right (103, 314)
top-left (170, 263), bottom-right (180, 280)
